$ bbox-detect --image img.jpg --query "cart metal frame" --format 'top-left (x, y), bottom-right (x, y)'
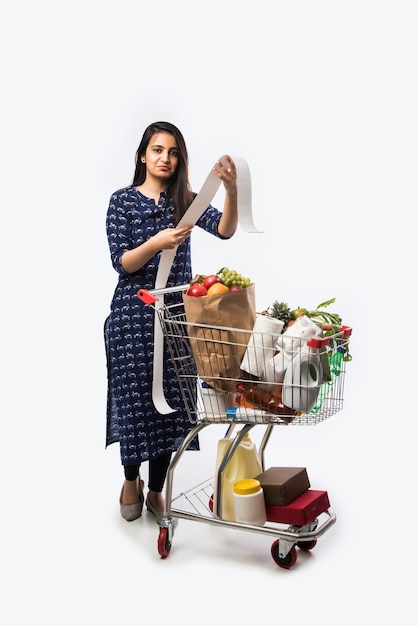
top-left (138, 285), bottom-right (351, 569)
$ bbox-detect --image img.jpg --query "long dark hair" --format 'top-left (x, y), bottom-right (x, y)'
top-left (132, 121), bottom-right (194, 225)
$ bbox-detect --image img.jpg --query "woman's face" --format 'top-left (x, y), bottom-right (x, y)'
top-left (144, 132), bottom-right (179, 181)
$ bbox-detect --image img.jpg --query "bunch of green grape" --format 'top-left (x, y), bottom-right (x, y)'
top-left (218, 267), bottom-right (252, 288)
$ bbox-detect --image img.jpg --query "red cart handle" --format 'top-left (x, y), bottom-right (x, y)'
top-left (307, 336), bottom-right (330, 348)
top-left (307, 325), bottom-right (353, 348)
top-left (137, 289), bottom-right (158, 305)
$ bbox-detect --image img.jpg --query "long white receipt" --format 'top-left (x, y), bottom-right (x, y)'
top-left (152, 157), bottom-right (261, 414)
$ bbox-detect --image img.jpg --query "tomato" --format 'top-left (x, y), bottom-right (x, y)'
top-left (203, 274), bottom-right (222, 290)
top-left (186, 284), bottom-right (207, 297)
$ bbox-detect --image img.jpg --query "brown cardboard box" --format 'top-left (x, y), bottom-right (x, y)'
top-left (255, 467), bottom-right (310, 506)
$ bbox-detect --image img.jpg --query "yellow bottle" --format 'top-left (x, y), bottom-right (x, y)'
top-left (213, 432), bottom-right (262, 521)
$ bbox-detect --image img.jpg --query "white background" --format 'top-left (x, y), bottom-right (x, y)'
top-left (2, 1), bottom-right (416, 624)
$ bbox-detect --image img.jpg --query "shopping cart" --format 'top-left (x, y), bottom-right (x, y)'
top-left (138, 286), bottom-right (352, 569)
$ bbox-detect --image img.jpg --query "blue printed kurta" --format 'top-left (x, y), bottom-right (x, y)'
top-left (105, 186), bottom-right (225, 466)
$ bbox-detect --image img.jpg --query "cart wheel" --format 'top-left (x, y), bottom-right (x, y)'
top-left (297, 539), bottom-right (317, 551)
top-left (157, 527), bottom-right (171, 559)
top-left (271, 540), bottom-right (297, 569)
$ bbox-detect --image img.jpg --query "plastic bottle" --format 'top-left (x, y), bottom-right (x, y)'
top-left (239, 384), bottom-right (298, 419)
top-left (310, 346), bottom-right (346, 414)
top-left (213, 432), bottom-right (263, 521)
top-left (233, 478), bottom-right (266, 526)
top-left (282, 337), bottom-right (324, 413)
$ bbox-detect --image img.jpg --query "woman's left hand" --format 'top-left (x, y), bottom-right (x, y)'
top-left (213, 155), bottom-right (237, 192)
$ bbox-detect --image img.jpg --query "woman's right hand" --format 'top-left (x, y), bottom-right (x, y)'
top-left (121, 225), bottom-right (194, 274)
top-left (153, 225), bottom-right (194, 250)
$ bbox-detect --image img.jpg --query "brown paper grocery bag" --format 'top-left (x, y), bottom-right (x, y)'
top-left (182, 284), bottom-right (256, 393)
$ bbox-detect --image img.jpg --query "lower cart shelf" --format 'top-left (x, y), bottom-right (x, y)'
top-left (162, 477), bottom-right (336, 569)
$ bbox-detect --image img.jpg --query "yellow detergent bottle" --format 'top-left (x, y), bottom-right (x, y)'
top-left (213, 432), bottom-right (262, 521)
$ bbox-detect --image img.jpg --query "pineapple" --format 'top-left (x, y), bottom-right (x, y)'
top-left (267, 301), bottom-right (293, 327)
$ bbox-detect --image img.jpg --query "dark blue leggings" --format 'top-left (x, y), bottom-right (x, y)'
top-left (124, 452), bottom-right (172, 492)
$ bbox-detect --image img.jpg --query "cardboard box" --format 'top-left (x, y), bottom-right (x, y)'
top-left (255, 466), bottom-right (310, 506)
top-left (266, 489), bottom-right (331, 526)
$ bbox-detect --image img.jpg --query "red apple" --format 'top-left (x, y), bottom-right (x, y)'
top-left (203, 274), bottom-right (222, 290)
top-left (186, 283), bottom-right (207, 297)
top-left (229, 285), bottom-right (243, 291)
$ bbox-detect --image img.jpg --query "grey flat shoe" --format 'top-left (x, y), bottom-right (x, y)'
top-left (119, 479), bottom-right (145, 522)
top-left (145, 495), bottom-right (163, 522)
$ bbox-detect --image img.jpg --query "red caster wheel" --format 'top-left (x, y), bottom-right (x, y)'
top-left (271, 540), bottom-right (297, 569)
top-left (297, 539), bottom-right (317, 551)
top-left (157, 527), bottom-right (172, 558)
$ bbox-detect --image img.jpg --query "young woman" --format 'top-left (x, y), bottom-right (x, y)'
top-left (105, 121), bottom-right (238, 521)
